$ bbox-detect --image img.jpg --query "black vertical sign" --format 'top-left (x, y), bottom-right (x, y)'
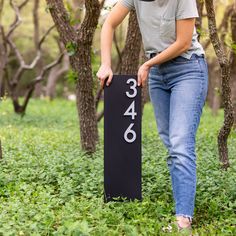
top-left (104, 75), bottom-right (142, 202)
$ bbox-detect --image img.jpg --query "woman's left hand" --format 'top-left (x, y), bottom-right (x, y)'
top-left (137, 63), bottom-right (150, 87)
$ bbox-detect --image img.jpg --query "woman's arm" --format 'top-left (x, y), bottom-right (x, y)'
top-left (138, 18), bottom-right (196, 86)
top-left (96, 3), bottom-right (130, 88)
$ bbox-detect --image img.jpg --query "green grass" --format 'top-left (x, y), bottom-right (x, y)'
top-left (0, 98), bottom-right (236, 235)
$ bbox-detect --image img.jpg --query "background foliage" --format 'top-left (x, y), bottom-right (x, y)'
top-left (0, 0), bottom-right (236, 235)
top-left (0, 100), bottom-right (235, 235)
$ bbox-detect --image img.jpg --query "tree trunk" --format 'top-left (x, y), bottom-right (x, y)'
top-left (33, 0), bottom-right (44, 97)
top-left (119, 10), bottom-right (146, 114)
top-left (119, 10), bottom-right (142, 75)
top-left (205, 0), bottom-right (234, 169)
top-left (0, 3), bottom-right (2, 153)
top-left (212, 75), bottom-right (221, 116)
top-left (230, 6), bottom-right (236, 127)
top-left (0, 0), bottom-right (5, 97)
top-left (72, 0), bottom-right (85, 30)
top-left (45, 54), bottom-right (69, 99)
top-left (0, 31), bottom-right (5, 97)
top-left (196, 0), bottom-right (204, 41)
top-left (207, 59), bottom-right (222, 115)
top-left (46, 0), bottom-right (102, 153)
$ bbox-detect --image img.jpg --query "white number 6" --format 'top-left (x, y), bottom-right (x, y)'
top-left (124, 123), bottom-right (136, 143)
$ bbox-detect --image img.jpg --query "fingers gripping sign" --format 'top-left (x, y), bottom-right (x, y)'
top-left (137, 63), bottom-right (150, 87)
top-left (96, 62), bottom-right (150, 88)
top-left (96, 64), bottom-right (113, 88)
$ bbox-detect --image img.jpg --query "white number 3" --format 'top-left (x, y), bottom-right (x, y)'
top-left (126, 78), bottom-right (137, 98)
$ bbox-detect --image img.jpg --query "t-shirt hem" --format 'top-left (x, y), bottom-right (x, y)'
top-left (176, 14), bottom-right (199, 20)
top-left (119, 0), bottom-right (134, 10)
top-left (180, 51), bottom-right (205, 59)
top-left (145, 50), bottom-right (205, 59)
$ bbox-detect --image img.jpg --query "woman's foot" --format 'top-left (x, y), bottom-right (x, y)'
top-left (176, 216), bottom-right (192, 235)
top-left (177, 216), bottom-right (191, 228)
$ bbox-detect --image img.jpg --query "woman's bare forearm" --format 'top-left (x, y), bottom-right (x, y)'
top-left (144, 18), bottom-right (195, 68)
top-left (144, 41), bottom-right (190, 67)
top-left (100, 21), bottom-right (115, 67)
top-left (96, 3), bottom-right (130, 87)
top-left (137, 18), bottom-right (196, 87)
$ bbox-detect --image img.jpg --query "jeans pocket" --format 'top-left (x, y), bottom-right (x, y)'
top-left (149, 66), bottom-right (160, 76)
top-left (148, 66), bottom-right (161, 85)
top-left (197, 58), bottom-right (209, 94)
top-left (197, 57), bottom-right (209, 75)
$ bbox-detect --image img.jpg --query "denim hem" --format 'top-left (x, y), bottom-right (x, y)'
top-left (176, 214), bottom-right (193, 222)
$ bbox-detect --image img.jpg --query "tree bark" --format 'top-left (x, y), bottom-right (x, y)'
top-left (211, 75), bottom-right (221, 116)
top-left (207, 59), bottom-right (221, 115)
top-left (196, 0), bottom-right (204, 41)
top-left (2, 1), bottom-right (62, 114)
top-left (0, 27), bottom-right (5, 97)
top-left (0, 0), bottom-right (5, 97)
top-left (46, 0), bottom-right (102, 153)
top-left (230, 3), bottom-right (236, 127)
top-left (33, 0), bottom-right (44, 97)
top-left (205, 0), bottom-right (234, 169)
top-left (119, 10), bottom-right (142, 75)
top-left (0, 6), bottom-right (2, 154)
top-left (72, 0), bottom-right (85, 30)
top-left (119, 10), bottom-right (147, 114)
top-left (45, 54), bottom-right (69, 99)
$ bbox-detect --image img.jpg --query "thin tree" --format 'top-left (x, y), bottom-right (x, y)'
top-left (205, 0), bottom-right (234, 169)
top-left (46, 0), bottom-right (105, 153)
top-left (45, 45), bottom-right (70, 99)
top-left (230, 1), bottom-right (236, 127)
top-left (0, 0), bottom-right (4, 159)
top-left (204, 3), bottom-right (234, 115)
top-left (0, 0), bottom-right (5, 97)
top-left (196, 0), bottom-right (205, 41)
top-left (45, 0), bottom-right (83, 100)
top-left (119, 10), bottom-right (142, 74)
top-left (118, 10), bottom-right (149, 114)
top-left (33, 0), bottom-right (44, 97)
top-left (0, 0), bottom-right (64, 114)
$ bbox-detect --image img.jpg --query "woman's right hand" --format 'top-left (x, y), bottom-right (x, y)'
top-left (96, 64), bottom-right (113, 88)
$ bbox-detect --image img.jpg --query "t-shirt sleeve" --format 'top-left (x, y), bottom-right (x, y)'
top-left (176, 0), bottom-right (199, 20)
top-left (119, 0), bottom-right (135, 10)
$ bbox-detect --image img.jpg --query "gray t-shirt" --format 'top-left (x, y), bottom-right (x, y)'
top-left (119, 0), bottom-right (205, 59)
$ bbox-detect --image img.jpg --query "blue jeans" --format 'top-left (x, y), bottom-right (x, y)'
top-left (148, 53), bottom-right (208, 219)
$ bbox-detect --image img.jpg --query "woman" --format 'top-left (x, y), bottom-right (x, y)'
top-left (96, 0), bottom-right (208, 232)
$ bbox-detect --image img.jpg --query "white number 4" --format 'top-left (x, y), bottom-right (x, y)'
top-left (124, 101), bottom-right (137, 120)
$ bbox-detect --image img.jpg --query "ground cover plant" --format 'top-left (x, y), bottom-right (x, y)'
top-left (0, 99), bottom-right (235, 235)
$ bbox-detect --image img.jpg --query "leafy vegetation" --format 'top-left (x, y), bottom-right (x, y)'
top-left (0, 99), bottom-right (235, 235)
